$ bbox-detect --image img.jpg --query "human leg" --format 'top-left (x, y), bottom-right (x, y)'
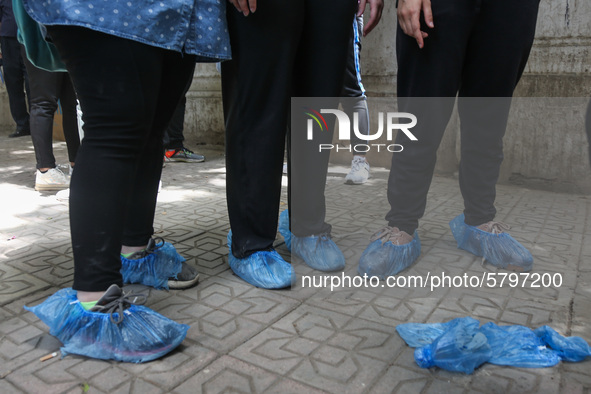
top-left (57, 73), bottom-right (80, 165)
top-left (449, 0), bottom-right (539, 271)
top-left (220, 0), bottom-right (303, 288)
top-left (341, 17), bottom-right (371, 185)
top-left (47, 26), bottom-right (194, 293)
top-left (457, 0), bottom-right (540, 226)
top-left (1, 37), bottom-right (30, 134)
top-left (360, 0), bottom-right (476, 277)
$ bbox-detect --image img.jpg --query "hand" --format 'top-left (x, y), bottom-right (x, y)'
top-left (357, 0), bottom-right (384, 36)
top-left (228, 0), bottom-right (257, 16)
top-left (397, 0), bottom-right (434, 48)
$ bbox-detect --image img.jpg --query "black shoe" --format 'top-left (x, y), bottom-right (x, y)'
top-left (9, 128), bottom-right (31, 138)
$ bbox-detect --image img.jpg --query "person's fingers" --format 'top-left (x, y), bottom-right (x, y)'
top-left (248, 0), bottom-right (257, 13)
top-left (422, 0), bottom-right (434, 28)
top-left (357, 0), bottom-right (367, 17)
top-left (232, 0), bottom-right (250, 16)
top-left (363, 0), bottom-right (384, 36)
top-left (409, 13), bottom-right (424, 48)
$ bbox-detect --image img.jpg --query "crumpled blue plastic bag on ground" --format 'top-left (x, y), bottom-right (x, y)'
top-left (412, 317), bottom-right (492, 374)
top-left (535, 325), bottom-right (591, 362)
top-left (120, 241), bottom-right (183, 290)
top-left (397, 317), bottom-right (591, 373)
top-left (25, 288), bottom-right (188, 363)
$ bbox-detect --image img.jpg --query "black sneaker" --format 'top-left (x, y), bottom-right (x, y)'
top-left (90, 284), bottom-right (147, 324)
top-left (168, 262), bottom-right (200, 289)
top-left (9, 128), bottom-right (31, 138)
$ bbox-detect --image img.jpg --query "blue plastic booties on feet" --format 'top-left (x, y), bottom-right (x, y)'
top-left (120, 238), bottom-right (184, 290)
top-left (278, 209), bottom-right (292, 250)
top-left (24, 288), bottom-right (188, 363)
top-left (357, 227), bottom-right (421, 279)
top-left (449, 214), bottom-right (533, 272)
top-left (227, 231), bottom-right (295, 289)
top-left (278, 210), bottom-right (345, 272)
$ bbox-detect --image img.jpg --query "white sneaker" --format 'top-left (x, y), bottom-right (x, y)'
top-left (345, 156), bottom-right (370, 185)
top-left (35, 168), bottom-right (70, 191)
top-left (55, 188), bottom-right (70, 202)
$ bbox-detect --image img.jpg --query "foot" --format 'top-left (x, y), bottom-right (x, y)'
top-left (121, 238), bottom-right (199, 289)
top-left (277, 209), bottom-right (345, 271)
top-left (358, 226), bottom-right (421, 279)
top-left (291, 234), bottom-right (345, 271)
top-left (9, 128), bottom-right (30, 138)
top-left (25, 286), bottom-right (188, 362)
top-left (227, 230), bottom-right (295, 289)
top-left (35, 167), bottom-right (70, 191)
top-left (164, 147), bottom-right (205, 163)
top-left (345, 156), bottom-right (370, 185)
top-left (449, 214), bottom-right (533, 272)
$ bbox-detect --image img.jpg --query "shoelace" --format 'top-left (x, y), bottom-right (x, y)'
top-left (351, 157), bottom-right (367, 172)
top-left (127, 237), bottom-right (165, 259)
top-left (99, 291), bottom-right (148, 324)
top-left (370, 226), bottom-right (411, 245)
top-left (478, 221), bottom-right (510, 235)
top-left (180, 147), bottom-right (195, 156)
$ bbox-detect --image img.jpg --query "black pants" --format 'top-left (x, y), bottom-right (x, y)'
top-left (163, 95), bottom-right (186, 150)
top-left (222, 0), bottom-right (357, 258)
top-left (22, 47), bottom-right (79, 169)
top-left (47, 26), bottom-right (196, 292)
top-left (341, 16), bottom-right (369, 151)
top-left (0, 36), bottom-right (30, 131)
top-left (386, 0), bottom-right (540, 233)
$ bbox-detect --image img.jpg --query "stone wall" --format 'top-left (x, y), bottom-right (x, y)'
top-left (2, 0), bottom-right (590, 192)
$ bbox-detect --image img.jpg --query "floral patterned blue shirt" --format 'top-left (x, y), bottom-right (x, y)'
top-left (21, 0), bottom-right (230, 61)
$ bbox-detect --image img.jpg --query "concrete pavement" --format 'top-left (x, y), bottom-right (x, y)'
top-left (1, 133), bottom-right (590, 393)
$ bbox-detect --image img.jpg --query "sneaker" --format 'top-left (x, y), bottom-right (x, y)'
top-left (278, 209), bottom-right (345, 272)
top-left (35, 167), bottom-right (70, 191)
top-left (89, 284), bottom-right (147, 322)
top-left (9, 128), bottom-right (30, 138)
top-left (24, 286), bottom-right (188, 363)
top-left (449, 214), bottom-right (533, 272)
top-left (164, 147), bottom-right (205, 163)
top-left (227, 230), bottom-right (295, 289)
top-left (345, 156), bottom-right (370, 185)
top-left (358, 226), bottom-right (421, 279)
top-left (56, 188), bottom-right (70, 202)
top-left (168, 262), bottom-right (200, 290)
top-left (121, 238), bottom-right (199, 290)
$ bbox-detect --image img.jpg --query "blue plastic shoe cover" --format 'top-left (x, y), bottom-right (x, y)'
top-left (291, 233), bottom-right (345, 272)
top-left (24, 288), bottom-right (188, 363)
top-left (413, 317), bottom-right (492, 374)
top-left (449, 214), bottom-right (533, 271)
top-left (479, 323), bottom-right (561, 367)
top-left (357, 232), bottom-right (421, 279)
top-left (121, 240), bottom-right (184, 290)
top-left (397, 317), bottom-right (591, 373)
top-left (227, 231), bottom-right (295, 289)
top-left (278, 209), bottom-right (292, 251)
top-left (277, 209), bottom-right (345, 272)
top-left (535, 325), bottom-right (591, 362)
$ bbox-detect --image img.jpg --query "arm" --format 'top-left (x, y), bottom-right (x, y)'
top-left (357, 0), bottom-right (384, 36)
top-left (397, 0), bottom-right (434, 48)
